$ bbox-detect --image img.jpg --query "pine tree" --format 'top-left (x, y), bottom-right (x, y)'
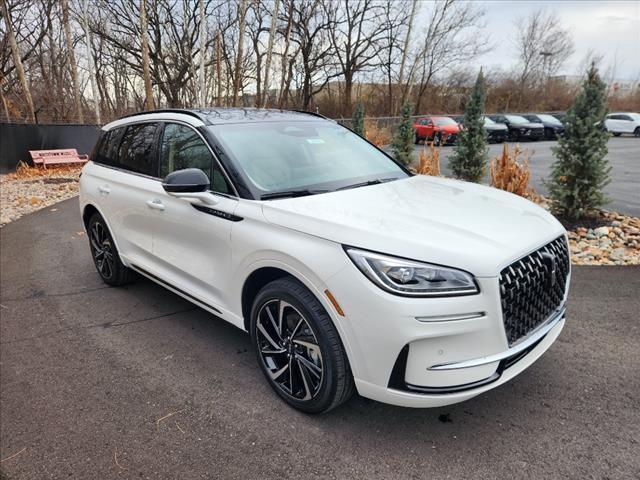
top-left (392, 102), bottom-right (414, 166)
top-left (352, 101), bottom-right (365, 137)
top-left (547, 63), bottom-right (610, 220)
top-left (448, 69), bottom-right (488, 182)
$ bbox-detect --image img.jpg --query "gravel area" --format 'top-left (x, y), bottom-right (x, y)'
top-left (0, 169), bottom-right (80, 226)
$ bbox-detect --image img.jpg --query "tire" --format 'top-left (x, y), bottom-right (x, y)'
top-left (433, 132), bottom-right (442, 146)
top-left (250, 277), bottom-right (355, 413)
top-left (634, 127), bottom-right (640, 138)
top-left (414, 132), bottom-right (420, 144)
top-left (87, 213), bottom-right (134, 286)
top-left (613, 132), bottom-right (622, 137)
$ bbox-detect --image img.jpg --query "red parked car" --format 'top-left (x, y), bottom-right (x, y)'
top-left (413, 116), bottom-right (460, 145)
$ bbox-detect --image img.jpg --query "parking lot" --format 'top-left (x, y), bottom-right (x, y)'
top-left (410, 136), bottom-right (640, 217)
top-left (1, 198), bottom-right (639, 479)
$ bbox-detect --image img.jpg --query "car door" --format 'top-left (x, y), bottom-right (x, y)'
top-left (620, 115), bottom-right (634, 133)
top-left (91, 122), bottom-right (163, 269)
top-left (150, 122), bottom-right (239, 310)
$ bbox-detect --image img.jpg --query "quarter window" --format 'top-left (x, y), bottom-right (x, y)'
top-left (118, 123), bottom-right (158, 176)
top-left (159, 123), bottom-right (230, 194)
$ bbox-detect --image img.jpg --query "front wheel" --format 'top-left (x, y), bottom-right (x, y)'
top-left (414, 132), bottom-right (420, 144)
top-left (250, 277), bottom-right (354, 413)
top-left (634, 127), bottom-right (640, 138)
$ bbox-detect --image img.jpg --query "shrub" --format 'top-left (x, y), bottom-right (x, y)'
top-left (416, 142), bottom-right (441, 176)
top-left (352, 101), bottom-right (365, 137)
top-left (547, 63), bottom-right (611, 220)
top-left (391, 102), bottom-right (414, 166)
top-left (489, 144), bottom-right (536, 199)
top-left (449, 69), bottom-right (488, 182)
top-left (364, 119), bottom-right (392, 147)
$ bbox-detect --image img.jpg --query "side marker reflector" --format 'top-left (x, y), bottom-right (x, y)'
top-left (324, 289), bottom-right (345, 317)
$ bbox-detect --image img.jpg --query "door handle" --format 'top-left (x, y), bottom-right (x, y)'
top-left (98, 185), bottom-right (111, 194)
top-left (146, 199), bottom-right (165, 211)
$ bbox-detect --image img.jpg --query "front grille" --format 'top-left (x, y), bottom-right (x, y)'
top-left (499, 236), bottom-right (570, 345)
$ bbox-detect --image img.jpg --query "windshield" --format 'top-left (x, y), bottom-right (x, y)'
top-left (433, 117), bottom-right (457, 126)
top-left (211, 122), bottom-right (408, 198)
top-left (628, 113), bottom-right (640, 121)
top-left (505, 115), bottom-right (530, 124)
top-left (536, 114), bottom-right (561, 123)
top-left (483, 117), bottom-right (496, 125)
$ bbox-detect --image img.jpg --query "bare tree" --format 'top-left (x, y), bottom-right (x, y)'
top-left (277, 0), bottom-right (294, 108)
top-left (82, 0), bottom-right (101, 122)
top-left (327, 0), bottom-right (389, 115)
top-left (61, 0), bottom-right (83, 122)
top-left (262, 0), bottom-right (280, 107)
top-left (1, 0), bottom-right (36, 122)
top-left (232, 0), bottom-right (248, 106)
top-left (140, 0), bottom-right (154, 110)
top-left (396, 0), bottom-right (416, 113)
top-left (514, 9), bottom-right (574, 92)
top-left (407, 0), bottom-right (488, 114)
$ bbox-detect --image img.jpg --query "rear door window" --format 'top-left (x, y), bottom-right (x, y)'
top-left (118, 123), bottom-right (159, 176)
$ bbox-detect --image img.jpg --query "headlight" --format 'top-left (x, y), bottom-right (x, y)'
top-left (344, 247), bottom-right (478, 297)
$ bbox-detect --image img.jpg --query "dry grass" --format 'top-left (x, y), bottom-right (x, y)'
top-left (6, 161), bottom-right (83, 181)
top-left (416, 141), bottom-right (441, 176)
top-left (364, 119), bottom-right (392, 147)
top-left (489, 143), bottom-right (537, 199)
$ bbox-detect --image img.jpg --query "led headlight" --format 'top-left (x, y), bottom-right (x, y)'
top-left (345, 247), bottom-right (478, 297)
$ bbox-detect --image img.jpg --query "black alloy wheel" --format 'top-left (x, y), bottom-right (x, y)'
top-left (250, 277), bottom-right (354, 413)
top-left (87, 213), bottom-right (133, 286)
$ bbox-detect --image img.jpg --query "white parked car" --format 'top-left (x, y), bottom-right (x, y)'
top-left (605, 112), bottom-right (640, 136)
top-left (79, 109), bottom-right (570, 413)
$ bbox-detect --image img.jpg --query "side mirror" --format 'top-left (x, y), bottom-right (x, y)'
top-left (162, 168), bottom-right (210, 193)
top-left (162, 168), bottom-right (218, 205)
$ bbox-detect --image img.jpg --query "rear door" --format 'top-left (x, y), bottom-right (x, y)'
top-left (151, 122), bottom-right (239, 310)
top-left (91, 122), bottom-right (163, 268)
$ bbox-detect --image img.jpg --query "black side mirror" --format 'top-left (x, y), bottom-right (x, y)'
top-left (162, 168), bottom-right (210, 193)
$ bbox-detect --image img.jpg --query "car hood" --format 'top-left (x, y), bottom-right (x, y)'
top-left (261, 176), bottom-right (565, 277)
top-left (485, 124), bottom-right (508, 131)
top-left (436, 124), bottom-right (460, 133)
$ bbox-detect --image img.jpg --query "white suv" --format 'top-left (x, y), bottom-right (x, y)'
top-left (605, 112), bottom-right (640, 136)
top-left (79, 109), bottom-right (570, 413)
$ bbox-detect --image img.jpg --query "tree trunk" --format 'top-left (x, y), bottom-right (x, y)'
top-left (396, 0), bottom-right (416, 114)
top-left (278, 0), bottom-right (293, 109)
top-left (261, 0), bottom-right (280, 108)
top-left (197, 0), bottom-right (206, 107)
top-left (140, 0), bottom-right (154, 110)
top-left (1, 0), bottom-right (36, 123)
top-left (82, 0), bottom-right (101, 123)
top-left (61, 0), bottom-right (84, 122)
top-left (232, 0), bottom-right (248, 106)
top-left (343, 72), bottom-right (353, 116)
top-left (216, 30), bottom-right (222, 105)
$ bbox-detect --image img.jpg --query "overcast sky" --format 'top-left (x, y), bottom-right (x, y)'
top-left (449, 0), bottom-right (640, 79)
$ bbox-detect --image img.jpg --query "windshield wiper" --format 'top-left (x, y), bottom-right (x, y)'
top-left (336, 177), bottom-right (400, 191)
top-left (261, 189), bottom-right (329, 200)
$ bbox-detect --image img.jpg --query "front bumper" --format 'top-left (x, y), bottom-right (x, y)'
top-left (325, 263), bottom-right (566, 408)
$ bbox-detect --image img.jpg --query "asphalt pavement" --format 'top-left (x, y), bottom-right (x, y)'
top-left (1, 198), bottom-right (639, 479)
top-left (408, 136), bottom-right (640, 217)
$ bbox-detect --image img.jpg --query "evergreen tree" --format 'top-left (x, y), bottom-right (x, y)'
top-left (352, 101), bottom-right (365, 137)
top-left (392, 102), bottom-right (414, 166)
top-left (547, 63), bottom-right (610, 220)
top-left (448, 69), bottom-right (488, 182)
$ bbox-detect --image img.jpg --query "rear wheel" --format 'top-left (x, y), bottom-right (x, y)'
top-left (250, 277), bottom-right (354, 413)
top-left (87, 213), bottom-right (133, 286)
top-left (414, 132), bottom-right (420, 144)
top-left (613, 132), bottom-right (622, 137)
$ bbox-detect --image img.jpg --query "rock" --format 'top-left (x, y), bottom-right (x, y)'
top-left (594, 226), bottom-right (610, 237)
top-left (609, 247), bottom-right (627, 261)
top-left (611, 220), bottom-right (622, 227)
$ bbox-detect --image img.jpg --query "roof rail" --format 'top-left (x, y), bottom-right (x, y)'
top-left (290, 109), bottom-right (333, 121)
top-left (122, 109), bottom-right (210, 124)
